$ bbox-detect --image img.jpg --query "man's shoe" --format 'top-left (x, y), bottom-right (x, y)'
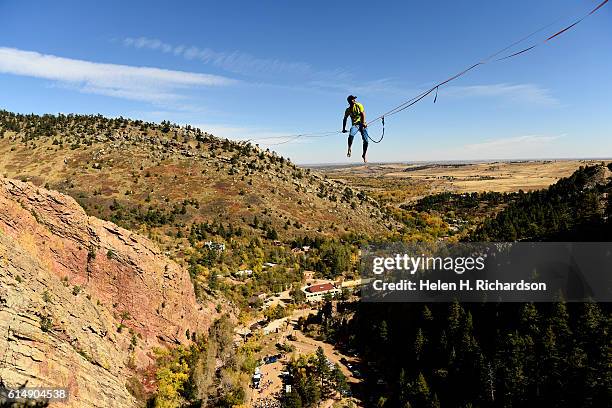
top-left (347, 148), bottom-right (351, 157)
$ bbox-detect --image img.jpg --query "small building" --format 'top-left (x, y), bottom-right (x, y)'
top-left (234, 269), bottom-right (253, 277)
top-left (302, 283), bottom-right (341, 302)
top-left (203, 241), bottom-right (225, 252)
top-left (303, 271), bottom-right (315, 281)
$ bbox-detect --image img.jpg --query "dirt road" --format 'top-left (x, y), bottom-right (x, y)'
top-left (249, 307), bottom-right (363, 407)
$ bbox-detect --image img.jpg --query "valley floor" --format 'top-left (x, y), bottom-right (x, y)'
top-left (246, 306), bottom-right (363, 408)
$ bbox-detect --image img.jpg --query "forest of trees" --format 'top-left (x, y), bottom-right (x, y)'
top-left (406, 191), bottom-right (513, 214)
top-left (333, 165), bottom-right (612, 407)
top-left (149, 315), bottom-right (258, 408)
top-left (283, 346), bottom-right (349, 407)
top-left (472, 165), bottom-right (612, 241)
top-left (347, 301), bottom-right (610, 407)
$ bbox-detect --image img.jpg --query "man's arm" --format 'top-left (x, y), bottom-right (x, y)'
top-left (360, 109), bottom-right (366, 128)
top-left (342, 112), bottom-right (349, 132)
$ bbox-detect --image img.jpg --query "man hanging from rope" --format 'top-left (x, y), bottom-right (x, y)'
top-left (342, 95), bottom-right (369, 163)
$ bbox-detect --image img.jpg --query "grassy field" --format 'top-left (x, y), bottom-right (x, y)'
top-left (316, 159), bottom-right (609, 205)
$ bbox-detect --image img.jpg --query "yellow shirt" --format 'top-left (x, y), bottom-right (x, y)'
top-left (345, 102), bottom-right (364, 125)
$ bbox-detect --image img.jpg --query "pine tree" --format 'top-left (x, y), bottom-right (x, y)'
top-left (379, 320), bottom-right (389, 345)
top-left (518, 303), bottom-right (539, 399)
top-left (430, 393), bottom-right (440, 408)
top-left (301, 376), bottom-right (321, 406)
top-left (519, 303), bottom-right (540, 337)
top-left (398, 368), bottom-right (410, 407)
top-left (496, 331), bottom-right (530, 405)
top-left (421, 305), bottom-right (433, 323)
top-left (414, 328), bottom-right (425, 362)
top-left (575, 303), bottom-right (610, 407)
top-left (539, 325), bottom-right (563, 405)
top-left (410, 372), bottom-right (431, 408)
top-left (315, 346), bottom-right (329, 391)
top-left (331, 364), bottom-right (348, 395)
top-left (283, 391), bottom-right (303, 408)
top-left (207, 270), bottom-right (218, 290)
top-left (549, 301), bottom-right (572, 352)
top-left (447, 300), bottom-right (463, 339)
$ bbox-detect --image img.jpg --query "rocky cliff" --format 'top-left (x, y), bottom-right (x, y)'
top-left (0, 179), bottom-right (216, 407)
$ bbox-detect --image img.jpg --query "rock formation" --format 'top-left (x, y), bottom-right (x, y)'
top-left (0, 179), bottom-right (215, 407)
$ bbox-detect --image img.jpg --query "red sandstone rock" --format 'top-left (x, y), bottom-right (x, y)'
top-left (0, 178), bottom-right (216, 408)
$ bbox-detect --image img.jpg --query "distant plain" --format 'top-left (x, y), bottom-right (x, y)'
top-left (315, 159), bottom-right (610, 204)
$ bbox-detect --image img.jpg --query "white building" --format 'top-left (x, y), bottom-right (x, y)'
top-left (302, 283), bottom-right (341, 302)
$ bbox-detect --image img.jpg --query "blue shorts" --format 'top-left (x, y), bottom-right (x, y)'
top-left (349, 124), bottom-right (369, 146)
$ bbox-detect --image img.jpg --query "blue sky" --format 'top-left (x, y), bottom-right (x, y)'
top-left (0, 0), bottom-right (610, 164)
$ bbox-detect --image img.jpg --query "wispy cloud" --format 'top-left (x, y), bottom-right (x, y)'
top-left (123, 37), bottom-right (313, 78)
top-left (464, 134), bottom-right (560, 151)
top-left (307, 77), bottom-right (420, 97)
top-left (444, 134), bottom-right (563, 160)
top-left (122, 37), bottom-right (431, 97)
top-left (191, 122), bottom-right (310, 145)
top-left (0, 47), bottom-right (237, 104)
top-left (444, 83), bottom-right (559, 106)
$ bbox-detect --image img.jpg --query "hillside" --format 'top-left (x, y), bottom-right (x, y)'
top-left (0, 110), bottom-right (395, 248)
top-left (0, 178), bottom-right (217, 407)
top-left (472, 163), bottom-right (612, 241)
top-left (0, 111), bottom-right (402, 305)
top-left (3, 111), bottom-right (610, 408)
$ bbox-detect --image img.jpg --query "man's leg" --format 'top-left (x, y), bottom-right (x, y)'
top-left (360, 125), bottom-right (369, 163)
top-left (347, 125), bottom-right (358, 157)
